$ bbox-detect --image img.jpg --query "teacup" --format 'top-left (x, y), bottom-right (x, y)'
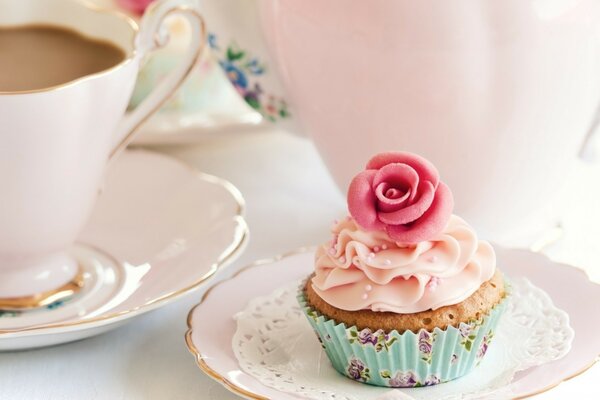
top-left (0, 0), bottom-right (204, 308)
top-left (202, 0), bottom-right (600, 245)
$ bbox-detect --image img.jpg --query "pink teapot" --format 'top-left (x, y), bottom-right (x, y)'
top-left (141, 0), bottom-right (600, 245)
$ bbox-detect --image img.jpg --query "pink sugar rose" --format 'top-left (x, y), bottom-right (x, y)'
top-left (117, 0), bottom-right (155, 15)
top-left (347, 152), bottom-right (453, 244)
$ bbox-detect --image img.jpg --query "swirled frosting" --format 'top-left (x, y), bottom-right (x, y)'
top-left (311, 215), bottom-right (496, 313)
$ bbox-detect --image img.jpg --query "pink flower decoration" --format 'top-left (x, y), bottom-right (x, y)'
top-left (117, 0), bottom-right (155, 15)
top-left (347, 152), bottom-right (453, 243)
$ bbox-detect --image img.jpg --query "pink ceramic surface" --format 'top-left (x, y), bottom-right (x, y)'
top-left (202, 0), bottom-right (600, 245)
top-left (0, 0), bottom-right (203, 298)
top-left (186, 247), bottom-right (600, 399)
top-left (0, 149), bottom-right (248, 350)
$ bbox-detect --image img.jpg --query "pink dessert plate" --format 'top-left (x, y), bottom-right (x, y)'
top-left (186, 247), bottom-right (600, 399)
top-left (0, 149), bottom-right (248, 350)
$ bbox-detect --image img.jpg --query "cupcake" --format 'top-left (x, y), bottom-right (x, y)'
top-left (298, 152), bottom-right (507, 387)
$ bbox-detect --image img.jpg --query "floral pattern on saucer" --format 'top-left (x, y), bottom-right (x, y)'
top-left (0, 299), bottom-right (70, 318)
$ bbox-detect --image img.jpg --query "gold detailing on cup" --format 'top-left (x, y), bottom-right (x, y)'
top-left (0, 269), bottom-right (84, 311)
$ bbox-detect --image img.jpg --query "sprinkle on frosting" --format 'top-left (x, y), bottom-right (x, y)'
top-left (347, 152), bottom-right (454, 244)
top-left (311, 215), bottom-right (496, 313)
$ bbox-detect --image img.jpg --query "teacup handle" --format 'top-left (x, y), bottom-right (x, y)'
top-left (110, 0), bottom-right (205, 159)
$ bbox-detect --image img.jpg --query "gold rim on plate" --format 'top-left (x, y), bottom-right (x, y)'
top-left (0, 149), bottom-right (248, 335)
top-left (185, 247), bottom-right (599, 400)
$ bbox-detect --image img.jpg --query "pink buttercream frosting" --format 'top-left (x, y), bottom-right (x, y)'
top-left (311, 215), bottom-right (496, 313)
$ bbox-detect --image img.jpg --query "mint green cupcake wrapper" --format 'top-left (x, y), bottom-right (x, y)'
top-left (298, 286), bottom-right (508, 388)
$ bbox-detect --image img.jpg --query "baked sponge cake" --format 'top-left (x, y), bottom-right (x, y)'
top-left (298, 152), bottom-right (508, 387)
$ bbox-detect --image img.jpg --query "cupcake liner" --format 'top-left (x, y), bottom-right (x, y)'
top-left (298, 285), bottom-right (508, 388)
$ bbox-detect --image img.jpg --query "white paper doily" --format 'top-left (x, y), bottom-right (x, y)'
top-left (232, 278), bottom-right (573, 400)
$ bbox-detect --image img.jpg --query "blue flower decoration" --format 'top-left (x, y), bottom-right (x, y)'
top-left (208, 33), bottom-right (219, 50)
top-left (244, 58), bottom-right (265, 75)
top-left (220, 61), bottom-right (248, 89)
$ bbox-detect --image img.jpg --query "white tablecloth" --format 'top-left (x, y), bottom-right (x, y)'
top-left (0, 130), bottom-right (598, 399)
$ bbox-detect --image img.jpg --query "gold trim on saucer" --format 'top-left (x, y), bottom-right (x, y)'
top-left (0, 269), bottom-right (84, 311)
top-left (184, 247), bottom-right (600, 400)
top-left (0, 149), bottom-right (247, 334)
top-left (185, 248), bottom-right (314, 400)
top-left (513, 357), bottom-right (600, 400)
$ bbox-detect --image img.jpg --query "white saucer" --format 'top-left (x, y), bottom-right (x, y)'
top-left (134, 106), bottom-right (265, 145)
top-left (186, 247), bottom-right (600, 399)
top-left (0, 149), bottom-right (248, 351)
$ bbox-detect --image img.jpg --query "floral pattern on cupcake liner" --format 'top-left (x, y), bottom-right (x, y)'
top-left (380, 369), bottom-right (441, 388)
top-left (346, 360), bottom-right (444, 388)
top-left (298, 286), bottom-right (508, 388)
top-left (305, 308), bottom-right (320, 322)
top-left (208, 33), bottom-right (291, 122)
top-left (348, 328), bottom-right (397, 352)
top-left (347, 357), bottom-right (371, 382)
top-left (346, 327), bottom-right (438, 359)
top-left (418, 329), bottom-right (436, 364)
top-left (459, 317), bottom-right (485, 351)
top-left (476, 330), bottom-right (495, 365)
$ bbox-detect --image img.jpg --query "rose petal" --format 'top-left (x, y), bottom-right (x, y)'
top-left (386, 182), bottom-right (454, 243)
top-left (380, 185), bottom-right (409, 200)
top-left (347, 170), bottom-right (385, 231)
top-left (377, 181), bottom-right (435, 225)
top-left (366, 152), bottom-right (439, 192)
top-left (375, 182), bottom-right (411, 212)
top-left (372, 163), bottom-right (420, 212)
top-left (372, 162), bottom-right (419, 192)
